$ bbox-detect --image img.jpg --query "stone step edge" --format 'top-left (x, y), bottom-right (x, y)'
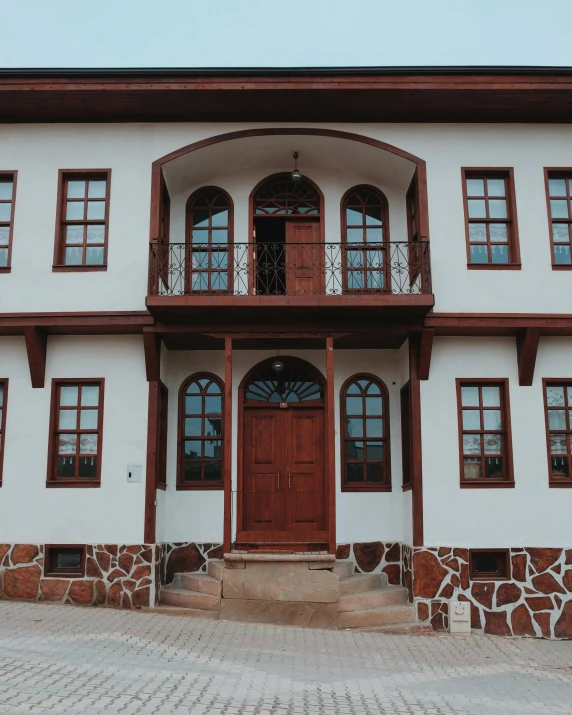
top-left (224, 553), bottom-right (335, 563)
top-left (140, 606), bottom-right (220, 620)
top-left (342, 621), bottom-right (433, 635)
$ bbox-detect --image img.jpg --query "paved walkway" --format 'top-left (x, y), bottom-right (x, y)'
top-left (0, 601), bottom-right (571, 714)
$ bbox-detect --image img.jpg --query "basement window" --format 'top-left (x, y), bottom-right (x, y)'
top-left (469, 549), bottom-right (509, 580)
top-left (44, 545), bottom-right (85, 578)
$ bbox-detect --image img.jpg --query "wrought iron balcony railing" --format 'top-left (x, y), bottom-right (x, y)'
top-left (149, 241), bottom-right (431, 297)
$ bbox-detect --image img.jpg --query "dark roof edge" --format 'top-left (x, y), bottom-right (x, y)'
top-left (2, 65), bottom-right (572, 78)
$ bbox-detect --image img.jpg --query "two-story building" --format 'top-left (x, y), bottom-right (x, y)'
top-left (0, 66), bottom-right (571, 637)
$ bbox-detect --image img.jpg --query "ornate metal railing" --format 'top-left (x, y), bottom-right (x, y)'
top-left (149, 241), bottom-right (431, 297)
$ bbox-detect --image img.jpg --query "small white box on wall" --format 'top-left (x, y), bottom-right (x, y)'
top-left (450, 601), bottom-right (471, 634)
top-left (127, 465), bottom-right (142, 483)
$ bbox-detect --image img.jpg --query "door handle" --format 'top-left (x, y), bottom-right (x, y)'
top-left (287, 468), bottom-right (291, 489)
top-left (277, 472), bottom-right (280, 489)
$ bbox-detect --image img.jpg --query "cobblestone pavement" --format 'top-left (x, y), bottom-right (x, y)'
top-left (0, 602), bottom-right (571, 715)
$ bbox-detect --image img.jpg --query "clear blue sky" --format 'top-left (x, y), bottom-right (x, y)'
top-left (1, 0), bottom-right (570, 68)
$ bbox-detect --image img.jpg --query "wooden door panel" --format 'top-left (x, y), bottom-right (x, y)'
top-left (285, 222), bottom-right (321, 296)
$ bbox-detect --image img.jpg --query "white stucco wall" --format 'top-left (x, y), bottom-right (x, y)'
top-left (0, 336), bottom-right (148, 544)
top-left (421, 336), bottom-right (572, 547)
top-left (157, 348), bottom-right (408, 544)
top-left (1, 122), bottom-right (572, 313)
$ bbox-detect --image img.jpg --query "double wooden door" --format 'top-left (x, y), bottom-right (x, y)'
top-left (240, 406), bottom-right (327, 544)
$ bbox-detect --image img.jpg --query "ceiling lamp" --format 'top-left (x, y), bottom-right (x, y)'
top-left (290, 152), bottom-right (302, 184)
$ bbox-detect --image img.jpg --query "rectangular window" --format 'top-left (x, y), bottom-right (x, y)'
top-left (457, 379), bottom-right (514, 487)
top-left (462, 169), bottom-right (520, 268)
top-left (469, 549), bottom-right (510, 581)
top-left (0, 380), bottom-right (7, 485)
top-left (545, 171), bottom-right (572, 267)
top-left (543, 381), bottom-right (572, 486)
top-left (400, 382), bottom-right (412, 489)
top-left (47, 380), bottom-right (104, 487)
top-left (0, 172), bottom-right (16, 270)
top-left (54, 170), bottom-right (110, 270)
top-left (44, 545), bottom-right (85, 577)
top-left (157, 382), bottom-right (168, 490)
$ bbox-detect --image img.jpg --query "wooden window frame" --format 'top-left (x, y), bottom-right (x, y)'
top-left (461, 168), bottom-right (521, 270)
top-left (46, 378), bottom-right (105, 488)
top-left (340, 185), bottom-right (391, 293)
top-left (469, 548), bottom-right (510, 581)
top-left (400, 381), bottom-right (412, 491)
top-left (157, 381), bottom-right (168, 490)
top-left (44, 544), bottom-right (86, 578)
top-left (340, 373), bottom-right (391, 492)
top-left (544, 169), bottom-right (572, 270)
top-left (185, 186), bottom-right (233, 294)
top-left (0, 171), bottom-right (17, 273)
top-left (456, 378), bottom-right (514, 488)
top-left (0, 379), bottom-right (8, 486)
top-left (177, 372), bottom-right (224, 491)
top-left (542, 378), bottom-right (572, 488)
top-left (53, 169), bottom-right (111, 272)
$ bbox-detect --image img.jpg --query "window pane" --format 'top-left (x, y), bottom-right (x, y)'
top-left (463, 457), bottom-right (481, 479)
top-left (65, 225), bottom-right (83, 244)
top-left (365, 228), bottom-right (383, 243)
top-left (205, 396), bottom-right (222, 414)
top-left (482, 386), bottom-right (500, 406)
top-left (554, 245), bottom-right (572, 264)
top-left (366, 382), bottom-right (381, 395)
top-left (78, 456), bottom-right (98, 478)
top-left (185, 417), bottom-right (202, 437)
top-left (491, 244), bottom-right (509, 264)
top-left (192, 209), bottom-right (210, 228)
top-left (483, 410), bottom-right (502, 430)
top-left (184, 462), bottom-right (202, 481)
top-left (550, 200), bottom-right (569, 218)
top-left (211, 273), bottom-right (228, 291)
top-left (346, 441), bottom-right (363, 460)
top-left (546, 385), bottom-right (565, 407)
top-left (80, 409), bottom-right (98, 429)
top-left (185, 395), bottom-right (202, 414)
top-left (211, 208), bottom-right (228, 227)
top-left (552, 224), bottom-right (570, 243)
top-left (0, 248), bottom-right (8, 267)
top-left (86, 225), bottom-right (105, 244)
top-left (468, 200), bottom-right (486, 218)
top-left (192, 230), bottom-right (209, 244)
top-left (192, 273), bottom-right (208, 291)
top-left (204, 461), bottom-right (222, 481)
top-left (462, 409), bottom-right (480, 430)
top-left (487, 178), bottom-right (506, 197)
top-left (346, 228), bottom-right (363, 243)
top-left (346, 208), bottom-right (363, 225)
top-left (549, 178), bottom-right (567, 197)
top-left (87, 201), bottom-right (105, 220)
top-left (366, 462), bottom-right (383, 482)
top-left (485, 457), bottom-right (503, 478)
top-left (204, 440), bottom-right (222, 459)
top-left (463, 434), bottom-right (481, 455)
top-left (347, 250), bottom-right (363, 268)
top-left (483, 434), bottom-right (502, 454)
top-left (346, 418), bottom-right (363, 438)
top-left (88, 180), bottom-right (106, 199)
top-left (346, 463), bottom-right (363, 483)
top-left (489, 224), bottom-right (508, 242)
top-left (67, 181), bottom-right (85, 198)
top-left (347, 272), bottom-right (364, 290)
top-left (66, 201), bottom-right (84, 220)
top-left (567, 387), bottom-right (572, 406)
top-left (205, 417), bottom-right (222, 438)
top-left (58, 433), bottom-right (77, 455)
top-left (0, 226), bottom-right (9, 245)
top-left (0, 204), bottom-right (11, 222)
top-left (489, 200), bottom-right (507, 219)
top-left (345, 396), bottom-right (363, 415)
top-left (365, 397), bottom-right (383, 415)
top-left (184, 440), bottom-right (202, 458)
top-left (212, 251), bottom-right (228, 269)
top-left (79, 434), bottom-right (98, 454)
top-left (365, 418), bottom-right (383, 438)
top-left (469, 223), bottom-right (487, 243)
top-left (548, 409), bottom-right (566, 430)
top-left (65, 247), bottom-right (83, 265)
top-left (57, 456), bottom-right (76, 478)
top-left (470, 244), bottom-right (489, 263)
top-left (211, 229), bottom-right (228, 244)
top-left (60, 386), bottom-right (79, 406)
top-left (551, 456), bottom-right (569, 478)
top-left (366, 442), bottom-right (383, 460)
top-left (550, 434), bottom-right (567, 455)
top-left (365, 207), bottom-right (382, 225)
top-left (86, 247), bottom-right (104, 265)
top-left (461, 386), bottom-right (479, 407)
top-left (59, 410), bottom-right (77, 430)
top-left (466, 178), bottom-right (484, 195)
top-left (81, 386), bottom-right (99, 406)
top-left (0, 182), bottom-right (13, 200)
top-left (0, 387), bottom-right (3, 407)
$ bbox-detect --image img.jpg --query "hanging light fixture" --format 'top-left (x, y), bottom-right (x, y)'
top-left (271, 359), bottom-right (285, 376)
top-left (290, 152), bottom-right (302, 184)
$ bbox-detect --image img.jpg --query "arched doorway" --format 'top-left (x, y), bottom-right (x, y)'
top-left (237, 357), bottom-right (329, 549)
top-left (249, 173), bottom-right (325, 297)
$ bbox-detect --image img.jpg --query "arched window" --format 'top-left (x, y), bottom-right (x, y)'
top-left (341, 374), bottom-right (390, 490)
top-left (342, 185), bottom-right (389, 292)
top-left (178, 373), bottom-right (224, 488)
top-left (243, 358), bottom-right (323, 404)
top-left (186, 188), bottom-right (232, 293)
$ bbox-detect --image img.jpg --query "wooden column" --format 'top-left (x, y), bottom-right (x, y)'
top-left (144, 380), bottom-right (159, 544)
top-left (223, 338), bottom-right (233, 553)
top-left (326, 336), bottom-right (336, 554)
top-left (24, 327), bottom-right (47, 388)
top-left (517, 328), bottom-right (540, 386)
top-left (409, 334), bottom-right (424, 547)
top-left (143, 327), bottom-right (161, 382)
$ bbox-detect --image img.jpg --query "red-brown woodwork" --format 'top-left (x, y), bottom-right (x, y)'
top-left (24, 326), bottom-right (47, 389)
top-left (516, 328), bottom-right (539, 387)
top-left (542, 380), bottom-right (572, 487)
top-left (144, 380), bottom-right (159, 541)
top-left (418, 328), bottom-right (434, 381)
top-left (223, 337), bottom-right (232, 552)
top-left (0, 379), bottom-right (7, 486)
top-left (544, 169), bottom-right (572, 269)
top-left (409, 335), bottom-right (424, 546)
top-left (143, 327), bottom-right (161, 382)
top-left (0, 172), bottom-right (17, 272)
top-left (284, 221), bottom-right (322, 295)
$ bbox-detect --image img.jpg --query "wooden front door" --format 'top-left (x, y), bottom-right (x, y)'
top-left (285, 221), bottom-right (322, 296)
top-left (240, 406), bottom-right (327, 545)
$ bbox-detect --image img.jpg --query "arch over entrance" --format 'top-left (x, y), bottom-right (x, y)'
top-left (237, 357), bottom-right (329, 549)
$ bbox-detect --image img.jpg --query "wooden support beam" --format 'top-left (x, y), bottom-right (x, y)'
top-left (326, 336), bottom-right (336, 555)
top-left (144, 380), bottom-right (159, 544)
top-left (409, 334), bottom-right (424, 547)
top-left (517, 328), bottom-right (540, 387)
top-left (223, 337), bottom-right (233, 553)
top-left (417, 328), bottom-right (434, 381)
top-left (24, 327), bottom-right (47, 388)
top-left (142, 327), bottom-right (161, 382)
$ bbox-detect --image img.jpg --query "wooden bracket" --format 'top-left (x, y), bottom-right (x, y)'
top-left (517, 328), bottom-right (540, 387)
top-left (417, 328), bottom-right (434, 381)
top-left (24, 327), bottom-right (47, 388)
top-left (143, 327), bottom-right (161, 382)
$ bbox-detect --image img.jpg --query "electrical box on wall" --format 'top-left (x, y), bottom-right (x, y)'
top-left (450, 601), bottom-right (471, 634)
top-left (127, 465), bottom-right (142, 483)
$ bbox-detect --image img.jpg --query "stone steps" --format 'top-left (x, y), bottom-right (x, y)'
top-left (179, 573), bottom-right (222, 596)
top-left (338, 585), bottom-right (408, 612)
top-left (208, 560), bottom-right (224, 581)
top-left (159, 587), bottom-right (220, 611)
top-left (142, 605), bottom-right (220, 620)
top-left (339, 572), bottom-right (387, 596)
top-left (338, 603), bottom-right (415, 629)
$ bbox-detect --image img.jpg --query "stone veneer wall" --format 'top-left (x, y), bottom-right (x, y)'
top-left (413, 547), bottom-right (572, 639)
top-left (0, 544), bottom-right (159, 609)
top-left (335, 542), bottom-right (405, 586)
top-left (160, 542), bottom-right (224, 585)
